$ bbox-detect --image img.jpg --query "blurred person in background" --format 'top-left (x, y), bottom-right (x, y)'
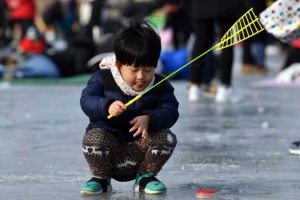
top-left (184, 0), bottom-right (244, 103)
top-left (241, 0), bottom-right (268, 74)
top-left (0, 0), bottom-right (11, 48)
top-left (5, 0), bottom-right (35, 41)
top-left (163, 0), bottom-right (192, 50)
top-left (79, 0), bottom-right (106, 38)
top-left (0, 25), bottom-right (56, 79)
top-left (41, 0), bottom-right (80, 41)
top-left (17, 26), bottom-right (46, 55)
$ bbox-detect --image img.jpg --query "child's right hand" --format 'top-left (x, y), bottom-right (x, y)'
top-left (108, 101), bottom-right (127, 117)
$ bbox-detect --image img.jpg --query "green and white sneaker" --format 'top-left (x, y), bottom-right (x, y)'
top-left (133, 173), bottom-right (167, 194)
top-left (81, 177), bottom-right (112, 195)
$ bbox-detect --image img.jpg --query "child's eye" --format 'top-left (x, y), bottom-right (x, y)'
top-left (131, 69), bottom-right (138, 72)
top-left (144, 69), bottom-right (152, 72)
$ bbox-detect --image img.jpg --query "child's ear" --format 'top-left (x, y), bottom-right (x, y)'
top-left (115, 60), bottom-right (121, 69)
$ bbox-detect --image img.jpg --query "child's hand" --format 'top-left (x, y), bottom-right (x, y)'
top-left (129, 115), bottom-right (150, 138)
top-left (108, 101), bottom-right (127, 117)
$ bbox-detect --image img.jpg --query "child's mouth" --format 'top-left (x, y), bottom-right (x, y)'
top-left (136, 82), bottom-right (144, 87)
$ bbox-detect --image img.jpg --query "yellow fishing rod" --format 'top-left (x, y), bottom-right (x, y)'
top-left (107, 8), bottom-right (264, 119)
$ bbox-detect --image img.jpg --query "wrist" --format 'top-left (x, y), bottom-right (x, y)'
top-left (105, 99), bottom-right (115, 115)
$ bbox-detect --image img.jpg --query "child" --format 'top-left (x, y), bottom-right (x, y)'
top-left (80, 17), bottom-right (179, 195)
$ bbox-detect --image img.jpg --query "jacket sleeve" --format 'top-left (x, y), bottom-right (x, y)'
top-left (144, 81), bottom-right (179, 132)
top-left (80, 72), bottom-right (113, 120)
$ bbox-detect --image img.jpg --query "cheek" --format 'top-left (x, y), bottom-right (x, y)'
top-left (123, 72), bottom-right (136, 85)
top-left (145, 73), bottom-right (154, 83)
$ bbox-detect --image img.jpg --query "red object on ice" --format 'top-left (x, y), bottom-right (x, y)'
top-left (195, 189), bottom-right (215, 199)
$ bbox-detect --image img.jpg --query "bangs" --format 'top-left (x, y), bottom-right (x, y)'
top-left (118, 34), bottom-right (159, 67)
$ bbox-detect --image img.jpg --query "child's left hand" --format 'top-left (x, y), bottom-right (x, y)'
top-left (129, 115), bottom-right (150, 138)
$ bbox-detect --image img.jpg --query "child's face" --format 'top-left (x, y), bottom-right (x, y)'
top-left (118, 63), bottom-right (155, 92)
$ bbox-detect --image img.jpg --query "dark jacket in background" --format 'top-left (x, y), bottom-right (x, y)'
top-left (243, 0), bottom-right (266, 13)
top-left (122, 0), bottom-right (165, 18)
top-left (183, 0), bottom-right (244, 19)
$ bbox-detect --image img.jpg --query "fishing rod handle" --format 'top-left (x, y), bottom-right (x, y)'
top-left (107, 94), bottom-right (142, 119)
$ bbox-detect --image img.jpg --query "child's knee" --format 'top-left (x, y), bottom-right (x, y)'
top-left (150, 129), bottom-right (177, 145)
top-left (82, 128), bottom-right (111, 143)
top-left (165, 130), bottom-right (177, 145)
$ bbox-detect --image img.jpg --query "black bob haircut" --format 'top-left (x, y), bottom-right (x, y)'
top-left (114, 17), bottom-right (161, 68)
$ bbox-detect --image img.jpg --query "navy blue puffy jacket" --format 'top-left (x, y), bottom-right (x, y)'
top-left (80, 69), bottom-right (179, 142)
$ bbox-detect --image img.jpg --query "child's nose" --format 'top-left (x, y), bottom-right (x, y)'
top-left (137, 71), bottom-right (144, 79)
